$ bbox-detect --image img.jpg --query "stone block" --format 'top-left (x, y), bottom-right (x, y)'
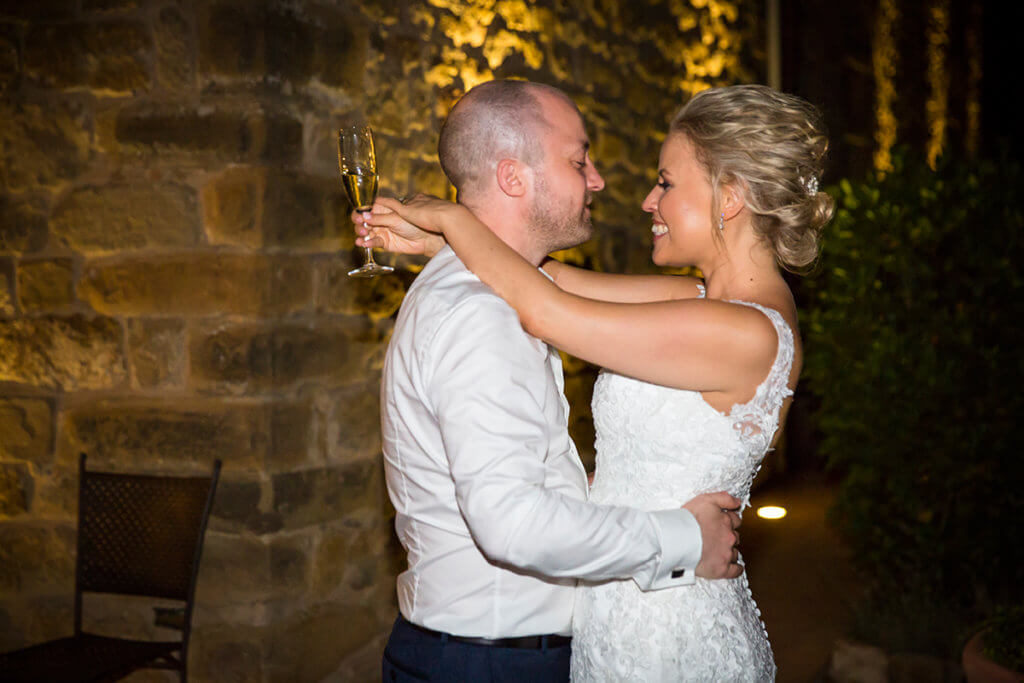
top-left (189, 320), bottom-right (375, 394)
top-left (306, 6), bottom-right (368, 90)
top-left (188, 620), bottom-right (265, 683)
top-left (201, 166), bottom-right (266, 248)
top-left (29, 463), bottom-right (77, 518)
top-left (210, 475), bottom-right (279, 534)
top-left (114, 104), bottom-right (252, 158)
top-left (126, 318), bottom-right (186, 389)
top-left (0, 595), bottom-right (74, 652)
top-left (0, 521), bottom-right (75, 595)
top-left (188, 322), bottom-right (272, 394)
top-left (315, 261), bottom-right (409, 320)
top-left (60, 399), bottom-right (270, 472)
top-left (1, 100), bottom-right (91, 191)
top-left (0, 397), bottom-right (53, 463)
top-left (198, 1), bottom-right (267, 79)
top-left (265, 602), bottom-right (380, 683)
top-left (16, 258), bottom-right (75, 312)
top-left (114, 104), bottom-right (300, 165)
top-left (271, 460), bottom-right (381, 531)
top-left (269, 399), bottom-right (315, 471)
top-left (262, 171), bottom-right (345, 249)
top-left (203, 167), bottom-right (343, 250)
top-left (23, 21), bottom-right (152, 94)
top-left (0, 261), bottom-right (13, 314)
top-left (263, 5), bottom-right (314, 82)
top-left (253, 112), bottom-right (303, 165)
top-left (268, 530), bottom-right (312, 597)
top-left (194, 532), bottom-right (270, 606)
top-left (155, 6), bottom-right (195, 92)
top-left (0, 462), bottom-right (31, 516)
top-left (0, 315), bottom-right (126, 390)
top-left (324, 384), bottom-right (381, 462)
top-left (0, 194), bottom-right (48, 254)
top-left (198, 1), bottom-right (367, 90)
top-left (80, 254), bottom-right (312, 316)
top-left (312, 519), bottom-right (393, 598)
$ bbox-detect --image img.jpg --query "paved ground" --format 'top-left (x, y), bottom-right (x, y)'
top-left (742, 472), bottom-right (859, 683)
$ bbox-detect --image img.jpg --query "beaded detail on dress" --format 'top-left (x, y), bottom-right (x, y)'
top-left (570, 291), bottom-right (791, 682)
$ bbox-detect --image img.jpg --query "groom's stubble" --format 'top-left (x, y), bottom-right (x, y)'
top-left (527, 166), bottom-right (597, 255)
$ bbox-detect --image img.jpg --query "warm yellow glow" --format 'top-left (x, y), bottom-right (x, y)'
top-left (872, 0), bottom-right (899, 175)
top-left (925, 0), bottom-right (950, 170)
top-left (757, 506), bottom-right (787, 520)
top-left (426, 0), bottom-right (745, 102)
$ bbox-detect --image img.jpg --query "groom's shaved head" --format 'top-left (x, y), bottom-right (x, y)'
top-left (438, 80), bottom-right (575, 198)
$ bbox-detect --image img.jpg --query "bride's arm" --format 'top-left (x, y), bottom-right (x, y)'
top-left (542, 259), bottom-right (704, 303)
top-left (355, 200), bottom-right (701, 303)
top-left (375, 196), bottom-right (777, 393)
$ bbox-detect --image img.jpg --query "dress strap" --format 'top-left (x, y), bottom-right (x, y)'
top-left (725, 301), bottom-right (795, 449)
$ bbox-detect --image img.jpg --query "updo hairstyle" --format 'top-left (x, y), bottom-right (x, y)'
top-left (670, 84), bottom-right (835, 270)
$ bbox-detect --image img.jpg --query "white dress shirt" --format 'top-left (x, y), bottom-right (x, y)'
top-left (381, 247), bottom-right (701, 638)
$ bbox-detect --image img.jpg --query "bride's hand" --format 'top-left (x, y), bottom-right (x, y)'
top-left (353, 196), bottom-right (447, 257)
top-left (373, 194), bottom-right (469, 235)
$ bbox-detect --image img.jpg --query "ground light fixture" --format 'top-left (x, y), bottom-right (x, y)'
top-left (756, 506), bottom-right (787, 520)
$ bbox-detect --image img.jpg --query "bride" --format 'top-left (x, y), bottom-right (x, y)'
top-left (357, 84), bottom-right (834, 682)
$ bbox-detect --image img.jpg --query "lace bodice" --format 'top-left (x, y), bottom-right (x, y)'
top-left (571, 296), bottom-right (792, 682)
top-left (587, 298), bottom-right (794, 512)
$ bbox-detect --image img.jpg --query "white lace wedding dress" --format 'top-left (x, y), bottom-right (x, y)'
top-left (571, 295), bottom-right (791, 682)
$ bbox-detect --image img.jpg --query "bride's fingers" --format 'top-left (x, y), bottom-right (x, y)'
top-left (355, 229), bottom-right (383, 249)
top-left (374, 196), bottom-right (404, 215)
top-left (364, 211), bottom-right (406, 231)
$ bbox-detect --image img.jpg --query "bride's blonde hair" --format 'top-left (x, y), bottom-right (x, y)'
top-left (670, 84), bottom-right (835, 271)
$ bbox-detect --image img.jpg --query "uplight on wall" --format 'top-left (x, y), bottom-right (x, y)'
top-left (756, 506), bottom-right (787, 520)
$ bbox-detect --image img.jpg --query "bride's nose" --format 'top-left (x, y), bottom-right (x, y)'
top-left (641, 186), bottom-right (659, 214)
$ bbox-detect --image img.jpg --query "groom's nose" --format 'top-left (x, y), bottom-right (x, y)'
top-left (586, 160), bottom-right (605, 192)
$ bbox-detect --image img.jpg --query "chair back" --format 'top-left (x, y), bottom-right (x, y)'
top-left (74, 454), bottom-right (221, 626)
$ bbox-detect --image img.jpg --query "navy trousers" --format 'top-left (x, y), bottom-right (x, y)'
top-left (381, 615), bottom-right (571, 683)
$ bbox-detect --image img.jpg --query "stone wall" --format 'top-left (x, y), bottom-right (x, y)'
top-left (0, 1), bottom-right (760, 680)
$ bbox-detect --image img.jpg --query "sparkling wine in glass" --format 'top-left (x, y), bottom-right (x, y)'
top-left (338, 125), bottom-right (393, 277)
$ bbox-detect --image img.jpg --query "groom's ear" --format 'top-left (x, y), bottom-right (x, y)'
top-left (495, 158), bottom-right (529, 198)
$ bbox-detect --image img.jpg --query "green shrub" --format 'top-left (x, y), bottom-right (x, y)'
top-left (802, 150), bottom-right (1024, 656)
top-left (984, 604), bottom-right (1024, 673)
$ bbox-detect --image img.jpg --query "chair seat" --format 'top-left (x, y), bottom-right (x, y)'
top-left (0, 633), bottom-right (180, 683)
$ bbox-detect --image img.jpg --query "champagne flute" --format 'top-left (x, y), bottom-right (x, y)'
top-left (338, 125), bottom-right (393, 277)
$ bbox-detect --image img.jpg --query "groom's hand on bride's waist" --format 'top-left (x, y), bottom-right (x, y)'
top-left (683, 492), bottom-right (744, 580)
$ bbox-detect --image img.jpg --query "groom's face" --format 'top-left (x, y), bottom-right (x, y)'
top-left (527, 93), bottom-right (605, 253)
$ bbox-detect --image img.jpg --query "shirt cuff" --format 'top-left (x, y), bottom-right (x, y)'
top-left (635, 508), bottom-right (702, 591)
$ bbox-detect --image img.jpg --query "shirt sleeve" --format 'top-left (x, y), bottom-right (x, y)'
top-left (427, 294), bottom-right (701, 590)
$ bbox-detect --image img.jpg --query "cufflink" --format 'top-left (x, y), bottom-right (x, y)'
top-left (671, 569), bottom-right (686, 579)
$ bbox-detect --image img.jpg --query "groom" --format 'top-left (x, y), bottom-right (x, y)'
top-left (371, 80), bottom-right (743, 682)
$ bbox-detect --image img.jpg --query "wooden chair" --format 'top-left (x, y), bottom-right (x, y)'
top-left (0, 454), bottom-right (221, 682)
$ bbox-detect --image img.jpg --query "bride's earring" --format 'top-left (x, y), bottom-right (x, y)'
top-left (717, 213), bottom-right (725, 231)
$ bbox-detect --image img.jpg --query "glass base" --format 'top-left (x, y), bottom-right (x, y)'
top-left (347, 245), bottom-right (394, 278)
top-left (347, 262), bottom-right (394, 278)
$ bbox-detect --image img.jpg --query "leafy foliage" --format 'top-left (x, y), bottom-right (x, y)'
top-left (983, 604), bottom-right (1024, 673)
top-left (802, 150), bottom-right (1024, 655)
